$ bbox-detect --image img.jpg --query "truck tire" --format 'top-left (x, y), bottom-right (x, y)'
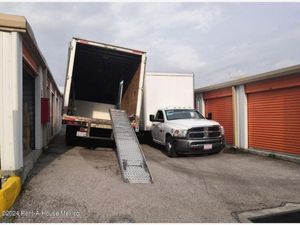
top-left (144, 131), bottom-right (153, 144)
top-left (165, 135), bottom-right (177, 158)
top-left (65, 125), bottom-right (76, 146)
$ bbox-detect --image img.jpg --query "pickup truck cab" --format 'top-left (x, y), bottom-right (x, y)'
top-left (149, 108), bottom-right (225, 157)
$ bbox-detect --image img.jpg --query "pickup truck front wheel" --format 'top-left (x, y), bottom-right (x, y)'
top-left (165, 135), bottom-right (177, 158)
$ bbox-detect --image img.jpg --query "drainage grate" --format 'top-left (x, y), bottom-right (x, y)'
top-left (235, 203), bottom-right (300, 223)
top-left (250, 210), bottom-right (300, 223)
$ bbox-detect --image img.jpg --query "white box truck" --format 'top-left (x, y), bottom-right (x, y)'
top-left (140, 72), bottom-right (195, 131)
top-left (62, 38), bottom-right (146, 144)
top-left (140, 72), bottom-right (225, 157)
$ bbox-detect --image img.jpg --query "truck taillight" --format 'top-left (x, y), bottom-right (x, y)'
top-left (63, 116), bottom-right (76, 121)
top-left (63, 120), bottom-right (86, 126)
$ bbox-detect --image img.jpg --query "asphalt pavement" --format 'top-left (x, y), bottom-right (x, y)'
top-left (6, 130), bottom-right (300, 222)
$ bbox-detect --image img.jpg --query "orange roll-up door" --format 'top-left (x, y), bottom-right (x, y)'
top-left (203, 87), bottom-right (233, 145)
top-left (246, 74), bottom-right (300, 155)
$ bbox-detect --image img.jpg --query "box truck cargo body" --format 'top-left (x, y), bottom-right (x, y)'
top-left (62, 38), bottom-right (146, 142)
top-left (140, 72), bottom-right (194, 131)
top-left (143, 73), bottom-right (225, 157)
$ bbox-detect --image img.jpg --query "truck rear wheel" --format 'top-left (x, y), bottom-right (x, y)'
top-left (165, 135), bottom-right (177, 158)
top-left (65, 125), bottom-right (77, 146)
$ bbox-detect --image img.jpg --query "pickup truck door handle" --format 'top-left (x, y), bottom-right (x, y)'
top-left (159, 130), bottom-right (163, 132)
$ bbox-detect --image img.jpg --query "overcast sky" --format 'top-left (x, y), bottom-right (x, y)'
top-left (1, 2), bottom-right (300, 91)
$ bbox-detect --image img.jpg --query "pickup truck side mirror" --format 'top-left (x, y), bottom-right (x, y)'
top-left (149, 114), bottom-right (155, 122)
top-left (206, 112), bottom-right (212, 120)
top-left (150, 114), bottom-right (164, 122)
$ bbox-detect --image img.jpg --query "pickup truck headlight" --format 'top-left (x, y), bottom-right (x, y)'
top-left (172, 129), bottom-right (188, 138)
top-left (220, 126), bottom-right (225, 136)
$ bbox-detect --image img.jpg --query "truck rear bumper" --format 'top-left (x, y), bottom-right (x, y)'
top-left (173, 136), bottom-right (225, 154)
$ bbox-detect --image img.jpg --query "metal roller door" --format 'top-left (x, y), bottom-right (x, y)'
top-left (204, 88), bottom-right (233, 145)
top-left (23, 68), bottom-right (35, 156)
top-left (247, 74), bottom-right (300, 155)
top-left (22, 43), bottom-right (38, 155)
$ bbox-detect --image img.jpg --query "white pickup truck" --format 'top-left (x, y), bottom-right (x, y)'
top-left (149, 108), bottom-right (225, 157)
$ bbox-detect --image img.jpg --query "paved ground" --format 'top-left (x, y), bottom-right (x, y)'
top-left (6, 130), bottom-right (300, 222)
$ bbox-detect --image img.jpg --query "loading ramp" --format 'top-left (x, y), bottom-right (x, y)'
top-left (109, 109), bottom-right (153, 184)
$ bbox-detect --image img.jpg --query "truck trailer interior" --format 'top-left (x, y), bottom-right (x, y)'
top-left (68, 42), bottom-right (142, 121)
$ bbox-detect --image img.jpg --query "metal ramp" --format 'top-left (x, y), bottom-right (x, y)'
top-left (109, 109), bottom-right (153, 184)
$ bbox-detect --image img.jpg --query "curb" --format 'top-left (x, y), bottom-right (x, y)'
top-left (239, 148), bottom-right (300, 164)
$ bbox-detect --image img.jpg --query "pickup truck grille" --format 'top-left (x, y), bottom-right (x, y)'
top-left (188, 126), bottom-right (221, 139)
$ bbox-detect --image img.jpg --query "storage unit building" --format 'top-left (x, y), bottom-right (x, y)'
top-left (0, 13), bottom-right (63, 180)
top-left (195, 65), bottom-right (300, 157)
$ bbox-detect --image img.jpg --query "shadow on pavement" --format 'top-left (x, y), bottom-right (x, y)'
top-left (22, 126), bottom-right (116, 190)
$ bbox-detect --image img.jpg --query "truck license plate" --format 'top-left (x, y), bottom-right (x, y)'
top-left (76, 131), bottom-right (87, 137)
top-left (204, 144), bottom-right (212, 150)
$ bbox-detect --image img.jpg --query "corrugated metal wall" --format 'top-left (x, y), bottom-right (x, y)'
top-left (0, 31), bottom-right (23, 171)
top-left (246, 74), bottom-right (300, 155)
top-left (203, 87), bottom-right (233, 145)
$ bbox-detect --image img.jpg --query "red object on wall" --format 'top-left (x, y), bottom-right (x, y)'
top-left (41, 98), bottom-right (50, 124)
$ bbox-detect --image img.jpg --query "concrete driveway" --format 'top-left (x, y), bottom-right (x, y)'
top-left (6, 130), bottom-right (300, 222)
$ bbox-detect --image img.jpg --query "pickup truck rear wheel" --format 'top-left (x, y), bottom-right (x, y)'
top-left (165, 135), bottom-right (177, 158)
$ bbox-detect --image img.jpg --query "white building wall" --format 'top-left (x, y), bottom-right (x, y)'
top-left (53, 90), bottom-right (62, 136)
top-left (55, 93), bottom-right (62, 133)
top-left (195, 93), bottom-right (205, 116)
top-left (234, 85), bottom-right (248, 149)
top-left (42, 79), bottom-right (63, 145)
top-left (0, 31), bottom-right (23, 172)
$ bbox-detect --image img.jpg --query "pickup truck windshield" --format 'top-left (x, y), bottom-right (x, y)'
top-left (165, 109), bottom-right (204, 120)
